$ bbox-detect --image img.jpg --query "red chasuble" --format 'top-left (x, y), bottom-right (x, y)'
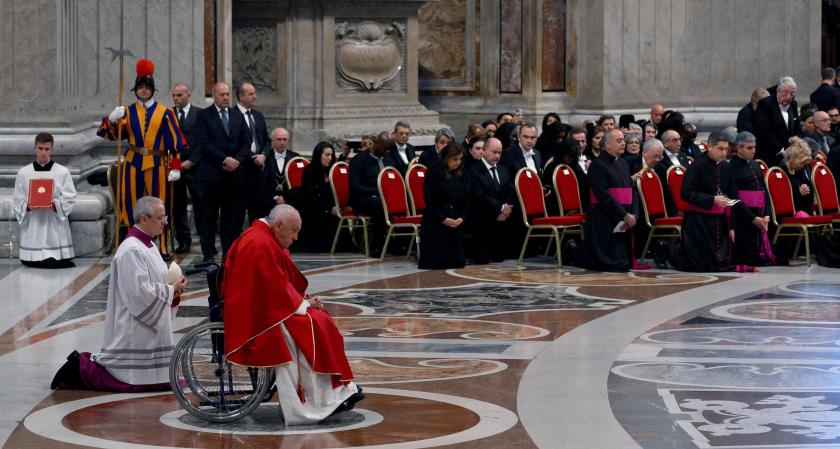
top-left (222, 220), bottom-right (353, 386)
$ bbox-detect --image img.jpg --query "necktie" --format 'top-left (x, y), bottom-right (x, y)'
top-left (178, 108), bottom-right (185, 124)
top-left (377, 157), bottom-right (384, 171)
top-left (490, 166), bottom-right (500, 184)
top-left (220, 108), bottom-right (229, 134)
top-left (246, 110), bottom-right (257, 149)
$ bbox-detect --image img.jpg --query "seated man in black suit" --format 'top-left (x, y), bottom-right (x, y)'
top-left (262, 127), bottom-right (301, 213)
top-left (390, 121), bottom-right (416, 175)
top-left (418, 128), bottom-right (455, 167)
top-left (193, 82), bottom-right (252, 261)
top-left (349, 131), bottom-right (395, 253)
top-left (499, 122), bottom-right (546, 257)
top-left (468, 137), bottom-right (515, 264)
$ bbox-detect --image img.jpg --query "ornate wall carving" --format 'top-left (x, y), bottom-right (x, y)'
top-left (335, 20), bottom-right (406, 93)
top-left (232, 22), bottom-right (277, 92)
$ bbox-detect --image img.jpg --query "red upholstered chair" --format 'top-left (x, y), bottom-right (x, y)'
top-left (552, 164), bottom-right (586, 217)
top-left (377, 167), bottom-right (422, 260)
top-left (765, 166), bottom-right (832, 265)
top-left (636, 168), bottom-right (683, 258)
top-left (405, 164), bottom-right (427, 215)
top-left (514, 168), bottom-right (584, 265)
top-left (812, 162), bottom-right (840, 231)
top-left (329, 162), bottom-right (369, 256)
top-left (666, 165), bottom-right (690, 213)
top-left (755, 159), bottom-right (769, 178)
top-left (284, 157), bottom-right (309, 189)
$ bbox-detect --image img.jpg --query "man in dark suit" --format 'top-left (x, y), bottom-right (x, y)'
top-left (262, 127), bottom-right (300, 213)
top-left (500, 122), bottom-right (544, 179)
top-left (418, 127), bottom-right (455, 167)
top-left (193, 82), bottom-right (251, 260)
top-left (810, 68), bottom-right (840, 112)
top-left (390, 121), bottom-right (415, 175)
top-left (235, 81), bottom-right (271, 223)
top-left (349, 132), bottom-right (395, 253)
top-left (468, 137), bottom-right (515, 264)
top-left (170, 82), bottom-right (203, 254)
top-left (754, 77), bottom-right (799, 167)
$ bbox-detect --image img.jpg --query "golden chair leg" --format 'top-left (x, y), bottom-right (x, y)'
top-left (518, 228), bottom-right (532, 264)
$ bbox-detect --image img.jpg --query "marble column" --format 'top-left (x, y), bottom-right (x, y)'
top-left (421, 0), bottom-right (822, 133)
top-left (0, 0), bottom-right (205, 185)
top-left (226, 0), bottom-right (443, 151)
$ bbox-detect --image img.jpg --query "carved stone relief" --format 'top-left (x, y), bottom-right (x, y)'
top-left (335, 20), bottom-right (406, 93)
top-left (232, 23), bottom-right (277, 92)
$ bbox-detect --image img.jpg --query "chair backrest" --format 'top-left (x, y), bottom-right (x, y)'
top-left (515, 168), bottom-right (547, 225)
top-left (408, 156), bottom-right (420, 167)
top-left (329, 161), bottom-right (351, 213)
top-left (755, 159), bottom-right (769, 178)
top-left (378, 167), bottom-right (411, 221)
top-left (552, 164), bottom-right (582, 215)
top-left (812, 162), bottom-right (839, 214)
top-left (666, 165), bottom-right (689, 212)
top-left (765, 166), bottom-right (796, 223)
top-left (637, 168), bottom-right (668, 226)
top-left (405, 163), bottom-right (427, 215)
top-left (542, 156), bottom-right (555, 174)
top-left (285, 157), bottom-right (309, 189)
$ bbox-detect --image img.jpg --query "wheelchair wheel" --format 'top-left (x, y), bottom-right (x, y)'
top-left (169, 322), bottom-right (273, 423)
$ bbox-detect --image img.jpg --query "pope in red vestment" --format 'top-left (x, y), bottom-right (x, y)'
top-left (221, 206), bottom-right (360, 423)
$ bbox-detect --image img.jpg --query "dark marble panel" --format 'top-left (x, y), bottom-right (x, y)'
top-left (499, 0), bottom-right (522, 93)
top-left (541, 0), bottom-right (566, 91)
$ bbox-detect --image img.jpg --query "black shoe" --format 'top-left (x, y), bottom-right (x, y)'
top-left (175, 244), bottom-right (191, 254)
top-left (328, 386), bottom-right (366, 417)
top-left (51, 350), bottom-right (84, 390)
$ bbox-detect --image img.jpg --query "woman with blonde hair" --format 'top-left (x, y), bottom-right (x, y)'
top-left (781, 136), bottom-right (814, 215)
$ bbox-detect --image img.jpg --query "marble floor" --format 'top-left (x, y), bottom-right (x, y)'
top-left (2, 248), bottom-right (840, 449)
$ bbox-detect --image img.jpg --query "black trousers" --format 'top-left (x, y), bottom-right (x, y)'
top-left (242, 162), bottom-right (267, 225)
top-left (200, 176), bottom-right (245, 258)
top-left (172, 171), bottom-right (204, 247)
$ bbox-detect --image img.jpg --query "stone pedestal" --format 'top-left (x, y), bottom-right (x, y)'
top-left (0, 0), bottom-right (205, 185)
top-left (421, 0), bottom-right (822, 134)
top-left (226, 0), bottom-right (444, 150)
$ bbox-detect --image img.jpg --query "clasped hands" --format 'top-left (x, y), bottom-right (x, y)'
top-left (304, 293), bottom-right (325, 309)
top-left (170, 276), bottom-right (188, 307)
top-left (496, 203), bottom-right (513, 221)
top-left (443, 217), bottom-right (464, 228)
top-left (222, 157), bottom-right (240, 172)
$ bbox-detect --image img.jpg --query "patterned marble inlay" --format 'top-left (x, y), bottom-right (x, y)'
top-left (613, 363), bottom-right (840, 390)
top-left (450, 265), bottom-right (718, 286)
top-left (350, 358), bottom-right (507, 384)
top-left (334, 316), bottom-right (548, 340)
top-left (710, 300), bottom-right (840, 325)
top-left (660, 389), bottom-right (840, 448)
top-left (782, 282), bottom-right (840, 298)
top-left (328, 282), bottom-right (629, 317)
top-left (642, 326), bottom-right (840, 346)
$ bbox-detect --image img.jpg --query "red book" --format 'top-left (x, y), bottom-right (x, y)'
top-left (28, 178), bottom-right (55, 209)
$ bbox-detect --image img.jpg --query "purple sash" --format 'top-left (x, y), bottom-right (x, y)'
top-left (590, 187), bottom-right (632, 206)
top-left (685, 203), bottom-right (726, 214)
top-left (738, 190), bottom-right (765, 208)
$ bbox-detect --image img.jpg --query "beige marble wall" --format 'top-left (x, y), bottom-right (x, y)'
top-left (418, 0), bottom-right (469, 87)
top-left (499, 0), bottom-right (523, 92)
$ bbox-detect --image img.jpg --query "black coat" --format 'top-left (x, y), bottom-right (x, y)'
top-left (468, 160), bottom-right (515, 225)
top-left (174, 104), bottom-right (202, 162)
top-left (295, 163), bottom-right (339, 252)
top-left (736, 103), bottom-right (755, 133)
top-left (348, 151), bottom-right (394, 204)
top-left (810, 83), bottom-right (840, 112)
top-left (500, 144), bottom-right (544, 179)
top-left (390, 143), bottom-right (416, 175)
top-left (418, 163), bottom-right (471, 269)
top-left (263, 149), bottom-right (301, 210)
top-left (417, 147), bottom-right (439, 168)
top-left (194, 106), bottom-right (252, 182)
top-left (754, 95), bottom-right (798, 167)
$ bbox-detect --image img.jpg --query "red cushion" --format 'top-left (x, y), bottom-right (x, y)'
top-left (653, 216), bottom-right (683, 226)
top-left (391, 215), bottom-right (422, 224)
top-left (832, 212), bottom-right (840, 220)
top-left (780, 215), bottom-right (833, 225)
top-left (533, 215), bottom-right (584, 226)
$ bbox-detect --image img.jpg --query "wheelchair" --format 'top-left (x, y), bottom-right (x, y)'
top-left (169, 263), bottom-right (275, 423)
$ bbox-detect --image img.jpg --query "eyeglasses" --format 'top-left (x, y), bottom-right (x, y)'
top-left (144, 214), bottom-right (168, 224)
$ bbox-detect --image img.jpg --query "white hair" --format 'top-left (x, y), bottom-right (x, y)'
top-left (642, 138), bottom-right (664, 153)
top-left (267, 204), bottom-right (300, 226)
top-left (133, 196), bottom-right (163, 222)
top-left (777, 76), bottom-right (797, 92)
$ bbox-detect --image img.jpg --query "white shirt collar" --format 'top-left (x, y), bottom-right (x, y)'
top-left (142, 99), bottom-right (155, 109)
top-left (481, 158), bottom-right (496, 170)
top-left (274, 149), bottom-right (287, 159)
top-left (236, 104), bottom-right (250, 115)
top-left (177, 104), bottom-right (191, 115)
top-left (215, 104), bottom-right (228, 114)
top-left (520, 144), bottom-right (535, 157)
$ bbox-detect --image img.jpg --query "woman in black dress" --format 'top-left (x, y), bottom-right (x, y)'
top-left (295, 141), bottom-right (339, 252)
top-left (418, 144), bottom-right (471, 269)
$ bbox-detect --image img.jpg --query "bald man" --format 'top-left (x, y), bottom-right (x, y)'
top-left (194, 82), bottom-right (252, 260)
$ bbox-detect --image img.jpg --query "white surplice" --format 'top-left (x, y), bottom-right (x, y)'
top-left (12, 162), bottom-right (76, 261)
top-left (95, 233), bottom-right (176, 385)
top-left (274, 307), bottom-right (358, 425)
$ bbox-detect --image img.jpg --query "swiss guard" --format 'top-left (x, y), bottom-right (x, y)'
top-left (98, 59), bottom-right (185, 258)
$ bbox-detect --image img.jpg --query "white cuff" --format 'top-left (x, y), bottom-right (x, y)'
top-left (294, 300), bottom-right (309, 315)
